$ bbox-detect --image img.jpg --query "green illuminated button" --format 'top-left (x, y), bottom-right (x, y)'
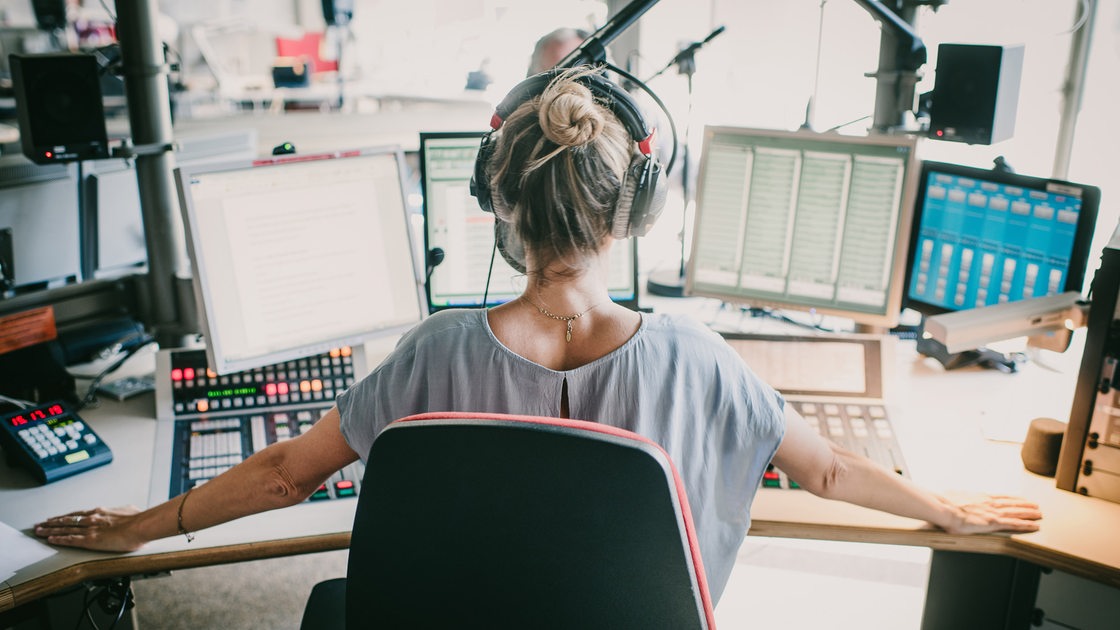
top-left (310, 484), bottom-right (330, 501)
top-left (65, 450), bottom-right (90, 464)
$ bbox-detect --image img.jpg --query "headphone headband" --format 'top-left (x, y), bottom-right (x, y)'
top-left (491, 68), bottom-right (654, 155)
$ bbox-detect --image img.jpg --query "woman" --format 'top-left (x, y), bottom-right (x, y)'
top-left (35, 67), bottom-right (1041, 603)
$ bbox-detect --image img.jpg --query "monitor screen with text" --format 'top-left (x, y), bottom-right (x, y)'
top-left (176, 147), bottom-right (425, 374)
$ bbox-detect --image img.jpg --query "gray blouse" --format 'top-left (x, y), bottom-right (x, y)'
top-left (337, 308), bottom-right (786, 601)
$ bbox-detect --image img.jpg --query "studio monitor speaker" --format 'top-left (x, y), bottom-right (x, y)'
top-left (929, 43), bottom-right (1024, 145)
top-left (321, 0), bottom-right (354, 26)
top-left (31, 0), bottom-right (66, 31)
top-left (10, 53), bottom-right (110, 164)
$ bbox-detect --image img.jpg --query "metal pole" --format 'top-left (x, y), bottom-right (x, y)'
top-left (1052, 0), bottom-right (1097, 180)
top-left (114, 0), bottom-right (188, 345)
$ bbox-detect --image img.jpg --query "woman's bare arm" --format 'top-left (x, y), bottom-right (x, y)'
top-left (770, 405), bottom-right (1042, 534)
top-left (34, 407), bottom-right (359, 552)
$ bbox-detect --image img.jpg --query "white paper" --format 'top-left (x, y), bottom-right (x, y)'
top-left (0, 520), bottom-right (57, 583)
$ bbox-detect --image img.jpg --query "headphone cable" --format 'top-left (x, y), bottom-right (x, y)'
top-left (604, 61), bottom-right (679, 176)
top-left (482, 235), bottom-right (498, 308)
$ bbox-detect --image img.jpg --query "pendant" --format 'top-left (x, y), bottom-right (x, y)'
top-left (566, 320), bottom-right (573, 343)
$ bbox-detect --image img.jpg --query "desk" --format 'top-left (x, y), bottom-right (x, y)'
top-left (2, 332), bottom-right (1119, 626)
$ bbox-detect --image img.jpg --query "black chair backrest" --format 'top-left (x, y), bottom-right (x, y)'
top-left (345, 412), bottom-right (714, 629)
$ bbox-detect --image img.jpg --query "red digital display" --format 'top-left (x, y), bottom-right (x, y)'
top-left (7, 403), bottom-right (64, 427)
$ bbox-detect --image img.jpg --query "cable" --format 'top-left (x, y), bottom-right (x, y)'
top-left (75, 584), bottom-right (104, 630)
top-left (96, 0), bottom-right (117, 23)
top-left (742, 306), bottom-right (838, 333)
top-left (482, 237), bottom-right (498, 308)
top-left (604, 61), bottom-right (679, 176)
top-left (0, 393), bottom-right (34, 408)
top-left (77, 337), bottom-right (156, 410)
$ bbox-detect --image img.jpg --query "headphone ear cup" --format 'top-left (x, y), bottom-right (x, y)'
top-left (611, 155), bottom-right (642, 240)
top-left (629, 158), bottom-right (667, 237)
top-left (612, 154), bottom-right (667, 239)
top-left (471, 132), bottom-right (496, 213)
top-left (494, 218), bottom-right (527, 274)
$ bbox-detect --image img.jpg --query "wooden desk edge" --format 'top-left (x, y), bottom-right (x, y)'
top-left (750, 520), bottom-right (1120, 590)
top-left (0, 532), bottom-right (351, 612)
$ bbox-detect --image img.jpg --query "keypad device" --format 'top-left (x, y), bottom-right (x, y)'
top-left (0, 401), bottom-right (113, 483)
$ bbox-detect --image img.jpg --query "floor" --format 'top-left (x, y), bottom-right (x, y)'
top-left (126, 537), bottom-right (931, 629)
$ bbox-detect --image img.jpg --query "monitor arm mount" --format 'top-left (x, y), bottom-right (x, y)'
top-left (852, 0), bottom-right (944, 134)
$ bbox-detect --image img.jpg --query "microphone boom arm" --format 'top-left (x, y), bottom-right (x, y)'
top-left (557, 0), bottom-right (660, 69)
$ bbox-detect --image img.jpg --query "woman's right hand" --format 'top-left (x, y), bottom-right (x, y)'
top-left (936, 494), bottom-right (1042, 535)
top-left (34, 506), bottom-right (147, 553)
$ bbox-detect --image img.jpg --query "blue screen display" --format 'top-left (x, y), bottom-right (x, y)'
top-left (908, 170), bottom-right (1082, 311)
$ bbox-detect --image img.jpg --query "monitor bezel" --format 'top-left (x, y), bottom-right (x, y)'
top-left (684, 125), bottom-right (921, 329)
top-left (175, 145), bottom-right (427, 375)
top-left (418, 131), bottom-right (640, 313)
top-left (901, 160), bottom-right (1101, 318)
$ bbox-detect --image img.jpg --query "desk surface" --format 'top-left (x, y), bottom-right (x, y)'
top-left (2, 327), bottom-right (1119, 612)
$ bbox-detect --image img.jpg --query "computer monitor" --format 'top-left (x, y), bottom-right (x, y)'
top-left (0, 155), bottom-right (80, 290)
top-left (903, 161), bottom-right (1099, 316)
top-left (419, 131), bottom-right (638, 312)
top-left (175, 146), bottom-right (425, 375)
top-left (686, 126), bottom-right (920, 328)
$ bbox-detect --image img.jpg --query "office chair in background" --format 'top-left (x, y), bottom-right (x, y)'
top-left (300, 412), bottom-right (716, 629)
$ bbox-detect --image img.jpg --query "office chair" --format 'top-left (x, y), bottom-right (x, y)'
top-left (300, 411), bottom-right (716, 629)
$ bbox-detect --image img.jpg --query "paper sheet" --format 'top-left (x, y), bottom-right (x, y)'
top-left (0, 520), bottom-right (57, 584)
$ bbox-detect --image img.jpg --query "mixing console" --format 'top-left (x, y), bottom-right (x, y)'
top-left (763, 400), bottom-right (909, 490)
top-left (155, 347), bottom-right (365, 499)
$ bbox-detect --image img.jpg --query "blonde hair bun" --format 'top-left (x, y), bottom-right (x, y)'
top-left (537, 72), bottom-right (605, 148)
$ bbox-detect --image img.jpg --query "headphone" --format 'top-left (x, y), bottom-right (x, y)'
top-left (470, 68), bottom-right (667, 271)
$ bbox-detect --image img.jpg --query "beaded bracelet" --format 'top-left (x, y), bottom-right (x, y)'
top-left (177, 487), bottom-right (195, 543)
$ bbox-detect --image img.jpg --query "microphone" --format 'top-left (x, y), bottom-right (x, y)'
top-left (645, 25), bottom-right (726, 82)
top-left (670, 25), bottom-right (725, 68)
top-left (426, 247), bottom-right (445, 281)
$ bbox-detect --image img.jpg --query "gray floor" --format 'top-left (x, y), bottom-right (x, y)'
top-left (127, 538), bottom-right (930, 629)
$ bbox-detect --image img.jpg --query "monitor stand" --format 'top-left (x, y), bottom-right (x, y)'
top-left (916, 335), bottom-right (1021, 373)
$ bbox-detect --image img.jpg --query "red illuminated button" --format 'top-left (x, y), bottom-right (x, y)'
top-left (762, 471), bottom-right (781, 488)
top-left (310, 484), bottom-right (330, 501)
top-left (171, 369), bottom-right (183, 381)
top-left (277, 383), bottom-right (290, 395)
top-left (184, 367), bottom-right (196, 380)
top-left (334, 480), bottom-right (356, 498)
top-left (265, 383), bottom-right (277, 396)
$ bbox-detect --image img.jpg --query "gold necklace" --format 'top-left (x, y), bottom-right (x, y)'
top-left (522, 296), bottom-right (605, 343)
